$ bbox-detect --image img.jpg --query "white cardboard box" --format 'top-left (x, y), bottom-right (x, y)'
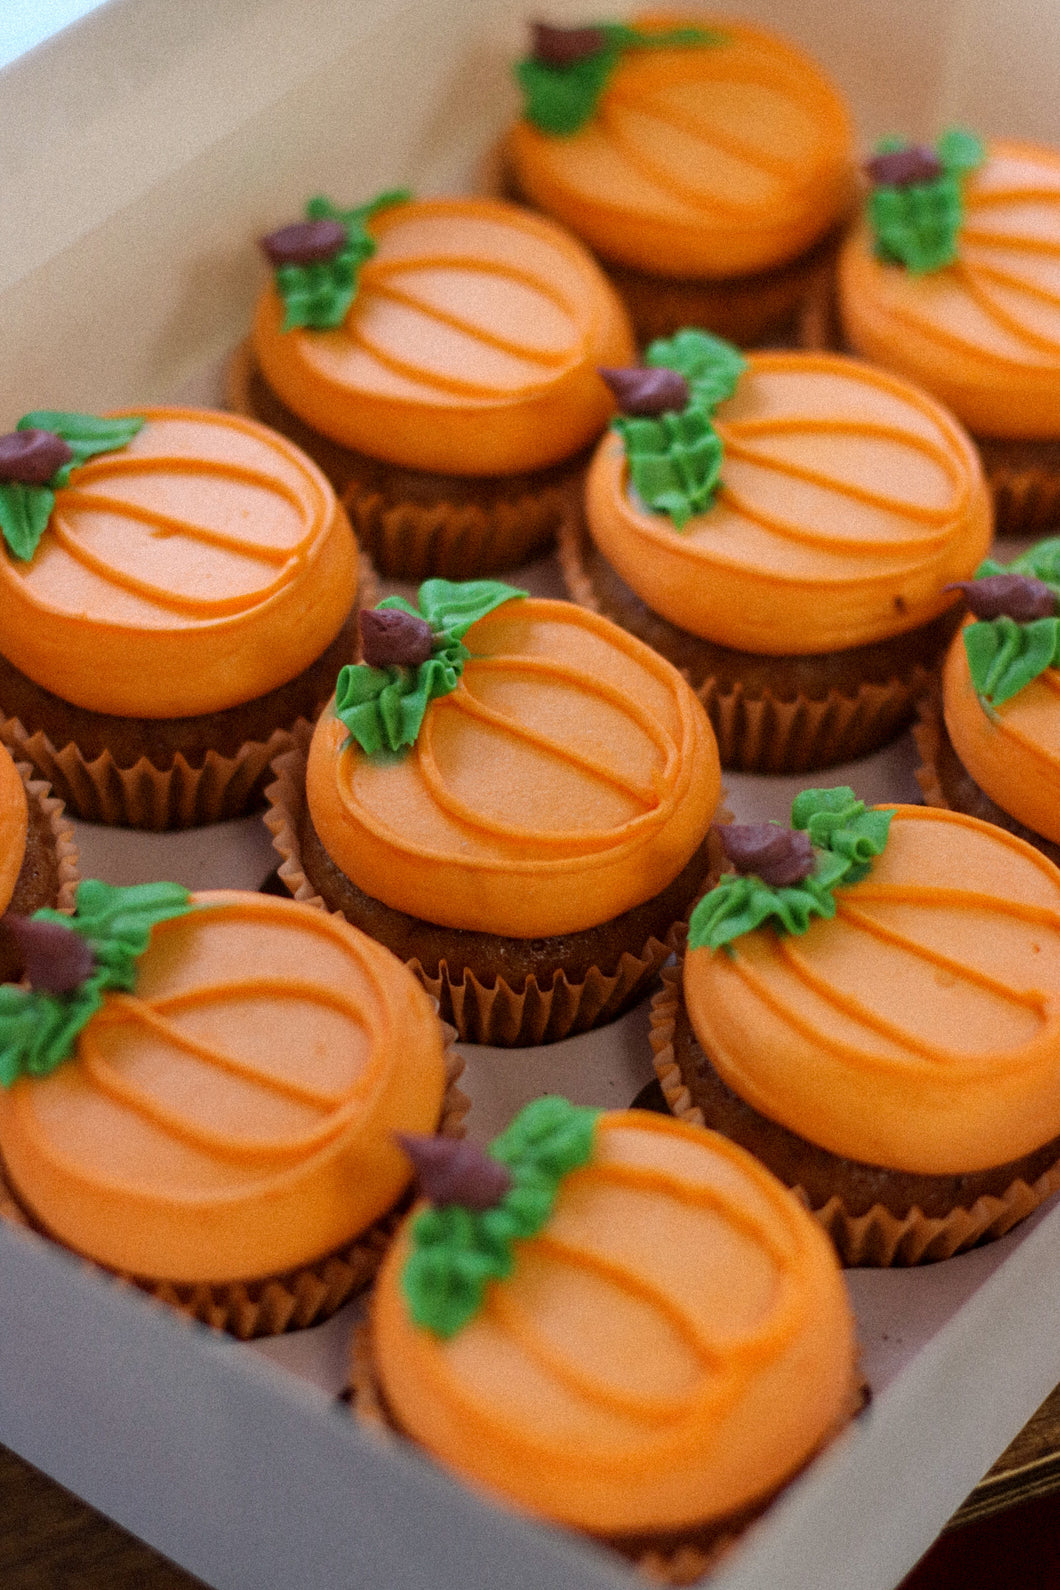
top-left (3, 2), bottom-right (1060, 1586)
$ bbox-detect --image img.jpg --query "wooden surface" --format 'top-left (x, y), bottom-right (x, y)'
top-left (4, 1385), bottom-right (1060, 1588)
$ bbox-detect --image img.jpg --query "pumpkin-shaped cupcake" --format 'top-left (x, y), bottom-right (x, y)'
top-left (267, 579), bottom-right (722, 1045)
top-left (505, 15), bottom-right (855, 344)
top-left (231, 192), bottom-right (634, 579)
top-left (0, 741), bottom-right (78, 982)
top-left (916, 538), bottom-right (1060, 867)
top-left (838, 134), bottom-right (1060, 536)
top-left (361, 1097), bottom-right (858, 1575)
top-left (652, 788), bottom-right (1060, 1264)
top-left (0, 881), bottom-right (461, 1337)
top-left (566, 331), bottom-right (991, 771)
top-left (0, 407), bottom-right (360, 827)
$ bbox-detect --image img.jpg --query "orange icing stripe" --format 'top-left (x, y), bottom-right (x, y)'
top-left (371, 1111), bottom-right (856, 1533)
top-left (0, 892), bottom-right (447, 1283)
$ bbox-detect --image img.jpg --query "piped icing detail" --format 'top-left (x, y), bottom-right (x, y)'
top-left (335, 580), bottom-right (527, 754)
top-left (401, 1096), bottom-right (599, 1338)
top-left (683, 805), bottom-right (1060, 1173)
top-left (261, 191), bottom-right (411, 331)
top-left (306, 597), bottom-right (720, 938)
top-left (0, 412), bottom-right (144, 562)
top-left (690, 788), bottom-right (894, 951)
top-left (867, 128), bottom-right (985, 274)
top-left (516, 19), bottom-right (726, 136)
top-left (0, 880), bottom-right (193, 1086)
top-left (251, 196), bottom-right (635, 475)
top-left (0, 407), bottom-right (358, 718)
top-left (609, 328), bottom-right (746, 526)
top-left (585, 350), bottom-right (990, 654)
top-left (957, 541), bottom-right (1060, 707)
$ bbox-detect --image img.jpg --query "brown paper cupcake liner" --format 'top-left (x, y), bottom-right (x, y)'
top-left (0, 1039), bottom-right (469, 1341)
top-left (650, 955), bottom-right (1060, 1266)
top-left (349, 1316), bottom-right (865, 1587)
top-left (18, 759), bottom-right (79, 912)
top-left (265, 733), bottom-right (725, 1046)
top-left (228, 341), bottom-right (582, 581)
top-left (558, 516), bottom-right (930, 772)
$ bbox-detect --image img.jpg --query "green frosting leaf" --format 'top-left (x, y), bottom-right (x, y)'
top-left (273, 190), bottom-right (410, 332)
top-left (334, 579), bottom-right (526, 755)
top-left (963, 540), bottom-right (1060, 706)
top-left (688, 787), bottom-right (895, 952)
top-left (645, 327), bottom-right (747, 412)
top-left (401, 1097), bottom-right (600, 1339)
top-left (614, 406), bottom-right (723, 529)
top-left (613, 328), bottom-right (745, 529)
top-left (0, 880), bottom-right (195, 1087)
top-left (0, 411), bottom-right (145, 562)
top-left (869, 127), bottom-right (986, 274)
top-left (515, 23), bottom-right (726, 136)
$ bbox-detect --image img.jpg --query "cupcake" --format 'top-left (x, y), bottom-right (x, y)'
top-left (838, 132), bottom-right (1060, 536)
top-left (0, 740), bottom-right (78, 981)
top-left (0, 406), bottom-right (360, 828)
top-left (266, 578), bottom-right (722, 1045)
top-left (0, 880), bottom-right (463, 1338)
top-left (360, 1096), bottom-right (859, 1580)
top-left (652, 787), bottom-right (1060, 1265)
top-left (915, 539), bottom-right (1060, 865)
top-left (505, 15), bottom-right (855, 346)
top-left (230, 191), bottom-right (634, 579)
top-left (564, 329), bottom-right (991, 771)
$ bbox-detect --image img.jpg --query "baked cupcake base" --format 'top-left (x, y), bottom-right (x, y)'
top-left (0, 603), bottom-right (365, 830)
top-left (651, 949), bottom-right (1060, 1265)
top-left (266, 733), bottom-right (726, 1046)
top-left (228, 342), bottom-right (585, 581)
top-left (0, 1042), bottom-right (468, 1340)
top-left (913, 690), bottom-right (1060, 866)
top-left (560, 511), bottom-right (953, 773)
top-left (0, 759), bottom-right (80, 980)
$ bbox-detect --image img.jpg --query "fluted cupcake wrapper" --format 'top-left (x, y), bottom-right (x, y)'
top-left (0, 1039), bottom-right (468, 1341)
top-left (558, 517), bottom-right (930, 773)
top-left (264, 732), bottom-right (706, 1046)
top-left (228, 341), bottom-right (580, 581)
top-left (18, 758), bottom-right (79, 912)
top-left (650, 954), bottom-right (1060, 1267)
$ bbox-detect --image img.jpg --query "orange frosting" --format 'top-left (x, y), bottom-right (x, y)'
top-left (251, 197), bottom-right (634, 475)
top-left (306, 598), bottom-right (720, 939)
top-left (0, 408), bottom-right (358, 718)
top-left (0, 743), bottom-right (28, 916)
top-left (0, 892), bottom-right (446, 1282)
top-left (507, 15), bottom-right (854, 280)
top-left (372, 1110), bottom-right (855, 1534)
top-left (684, 806), bottom-right (1060, 1174)
top-left (585, 352), bottom-right (991, 653)
top-left (943, 621), bottom-right (1060, 844)
top-left (840, 141), bottom-right (1060, 437)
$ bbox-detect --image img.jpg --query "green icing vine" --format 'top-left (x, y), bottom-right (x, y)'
top-left (869, 128), bottom-right (986, 274)
top-left (0, 412), bottom-right (144, 563)
top-left (688, 788), bottom-right (895, 952)
top-left (964, 540), bottom-right (1060, 707)
top-left (615, 328), bottom-right (746, 529)
top-left (516, 23), bottom-right (726, 137)
top-left (272, 190), bottom-right (410, 332)
top-left (0, 880), bottom-right (195, 1087)
top-left (334, 579), bottom-right (527, 755)
top-left (401, 1096), bottom-right (600, 1339)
